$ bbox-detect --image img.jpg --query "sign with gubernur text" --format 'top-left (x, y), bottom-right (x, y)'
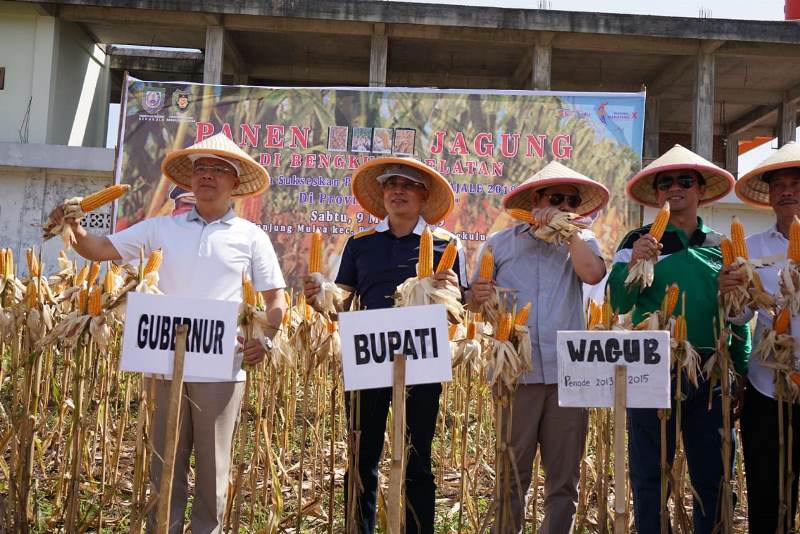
top-left (557, 330), bottom-right (671, 408)
top-left (120, 292), bottom-right (239, 379)
top-left (339, 304), bottom-right (451, 391)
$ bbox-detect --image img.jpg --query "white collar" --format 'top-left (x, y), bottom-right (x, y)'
top-left (375, 216), bottom-right (429, 236)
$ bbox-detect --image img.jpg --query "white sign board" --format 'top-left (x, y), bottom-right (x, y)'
top-left (339, 304), bottom-right (452, 391)
top-left (557, 330), bottom-right (671, 409)
top-left (121, 292), bottom-right (239, 380)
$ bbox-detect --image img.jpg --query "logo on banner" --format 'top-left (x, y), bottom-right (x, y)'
top-left (142, 87), bottom-right (165, 114)
top-left (168, 88), bottom-right (195, 123)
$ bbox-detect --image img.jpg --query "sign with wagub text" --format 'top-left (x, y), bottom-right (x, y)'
top-left (339, 304), bottom-right (452, 391)
top-left (120, 292), bottom-right (239, 380)
top-left (557, 330), bottom-right (671, 409)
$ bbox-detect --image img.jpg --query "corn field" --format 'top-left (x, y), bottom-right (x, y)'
top-left (0, 243), bottom-right (761, 533)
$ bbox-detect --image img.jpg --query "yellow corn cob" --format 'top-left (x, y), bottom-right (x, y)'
top-left (662, 284), bottom-right (680, 317)
top-left (87, 261), bottom-right (101, 287)
top-left (75, 264), bottom-right (89, 287)
top-left (242, 277), bottom-right (256, 306)
top-left (674, 315), bottom-right (687, 342)
top-left (475, 313), bottom-right (483, 323)
top-left (0, 249), bottom-right (4, 277)
top-left (304, 304), bottom-right (313, 322)
top-left (496, 311), bottom-right (513, 341)
top-left (507, 208), bottom-right (535, 224)
top-left (79, 184), bottom-right (131, 213)
top-left (5, 249), bottom-right (14, 278)
top-left (601, 300), bottom-right (613, 327)
top-left (478, 247), bottom-right (494, 279)
top-left (791, 372), bottom-right (800, 387)
top-left (789, 216), bottom-right (800, 262)
top-left (418, 227), bottom-right (434, 278)
top-left (109, 262), bottom-right (122, 276)
top-left (515, 302), bottom-right (532, 326)
top-left (26, 280), bottom-right (38, 308)
top-left (587, 301), bottom-right (602, 329)
top-left (327, 319), bottom-right (338, 333)
top-left (775, 307), bottom-right (791, 334)
top-left (88, 285), bottom-right (102, 316)
top-left (78, 287), bottom-right (88, 314)
top-left (26, 248), bottom-right (40, 278)
top-left (720, 238), bottom-right (734, 266)
top-left (256, 291), bottom-right (265, 309)
top-left (466, 320), bottom-right (476, 340)
top-left (144, 249), bottom-right (163, 275)
top-left (435, 240), bottom-right (458, 274)
top-left (309, 230), bottom-right (323, 273)
top-left (448, 323), bottom-right (458, 340)
top-left (731, 216), bottom-right (748, 260)
top-left (649, 202), bottom-right (670, 241)
top-left (103, 269), bottom-right (116, 295)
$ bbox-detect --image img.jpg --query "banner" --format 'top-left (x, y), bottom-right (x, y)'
top-left (116, 79), bottom-right (644, 285)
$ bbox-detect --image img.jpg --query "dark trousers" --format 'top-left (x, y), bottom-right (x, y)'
top-left (741, 379), bottom-right (800, 533)
top-left (628, 375), bottom-right (734, 534)
top-left (344, 383), bottom-right (442, 534)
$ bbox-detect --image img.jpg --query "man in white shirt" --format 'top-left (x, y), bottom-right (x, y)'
top-left (47, 133), bottom-right (286, 533)
top-left (720, 141), bottom-right (800, 532)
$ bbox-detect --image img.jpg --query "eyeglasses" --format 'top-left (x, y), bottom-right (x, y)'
top-left (655, 174), bottom-right (697, 191)
top-left (546, 193), bottom-right (582, 209)
top-left (381, 179), bottom-right (426, 191)
top-left (193, 164), bottom-right (237, 176)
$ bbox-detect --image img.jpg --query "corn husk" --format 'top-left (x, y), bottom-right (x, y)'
top-left (533, 212), bottom-right (589, 245)
top-left (308, 272), bottom-right (344, 315)
top-left (393, 274), bottom-right (464, 324)
top-left (41, 197), bottom-right (84, 249)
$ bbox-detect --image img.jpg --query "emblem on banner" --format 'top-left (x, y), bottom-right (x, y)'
top-left (172, 89), bottom-right (192, 114)
top-left (142, 87), bottom-right (165, 115)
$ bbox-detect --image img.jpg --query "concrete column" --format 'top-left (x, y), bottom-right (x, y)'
top-left (692, 52), bottom-right (715, 160)
top-left (532, 44), bottom-right (551, 90)
top-left (203, 26), bottom-right (224, 84)
top-left (778, 99), bottom-right (797, 146)
top-left (644, 95), bottom-right (660, 161)
top-left (369, 23), bottom-right (388, 87)
top-left (725, 135), bottom-right (739, 178)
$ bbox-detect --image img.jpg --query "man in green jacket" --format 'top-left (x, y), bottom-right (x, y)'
top-left (607, 145), bottom-right (750, 534)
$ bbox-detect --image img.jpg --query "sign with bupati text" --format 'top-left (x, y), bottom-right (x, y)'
top-left (557, 330), bottom-right (671, 408)
top-left (339, 304), bottom-right (451, 391)
top-left (120, 292), bottom-right (239, 379)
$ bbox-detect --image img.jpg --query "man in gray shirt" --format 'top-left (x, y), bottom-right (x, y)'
top-left (469, 161), bottom-right (608, 533)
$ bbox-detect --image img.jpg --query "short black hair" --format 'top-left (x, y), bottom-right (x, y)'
top-left (762, 167), bottom-right (800, 184)
top-left (651, 169), bottom-right (706, 190)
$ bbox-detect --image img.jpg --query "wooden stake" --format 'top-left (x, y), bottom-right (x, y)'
top-left (387, 354), bottom-right (407, 534)
top-left (155, 324), bottom-right (188, 534)
top-left (613, 365), bottom-right (627, 534)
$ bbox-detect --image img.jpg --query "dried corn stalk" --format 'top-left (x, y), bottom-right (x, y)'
top-left (779, 216), bottom-right (800, 314)
top-left (721, 217), bottom-right (775, 318)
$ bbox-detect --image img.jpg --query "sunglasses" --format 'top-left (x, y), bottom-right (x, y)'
top-left (381, 179), bottom-right (426, 191)
top-left (193, 164), bottom-right (237, 176)
top-left (655, 174), bottom-right (697, 191)
top-left (545, 193), bottom-right (582, 209)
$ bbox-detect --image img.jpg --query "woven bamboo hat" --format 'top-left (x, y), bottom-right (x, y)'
top-left (502, 160), bottom-right (610, 218)
top-left (627, 144), bottom-right (734, 207)
top-left (736, 142), bottom-right (800, 208)
top-left (351, 157), bottom-right (454, 223)
top-left (161, 133), bottom-right (269, 198)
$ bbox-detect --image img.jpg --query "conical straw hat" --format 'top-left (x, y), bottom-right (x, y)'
top-left (161, 133), bottom-right (269, 198)
top-left (736, 142), bottom-right (800, 208)
top-left (626, 144), bottom-right (734, 207)
top-left (502, 160), bottom-right (609, 217)
top-left (351, 157), bottom-right (454, 223)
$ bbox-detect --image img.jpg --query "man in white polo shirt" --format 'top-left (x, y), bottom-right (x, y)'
top-left (47, 133), bottom-right (286, 533)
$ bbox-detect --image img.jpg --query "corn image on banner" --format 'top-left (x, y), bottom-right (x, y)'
top-left (116, 78), bottom-right (644, 285)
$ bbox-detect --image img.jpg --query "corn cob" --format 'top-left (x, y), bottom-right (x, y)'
top-left (663, 284), bottom-right (680, 317)
top-left (4, 249), bottom-right (13, 278)
top-left (242, 276), bottom-right (256, 306)
top-left (144, 249), bottom-right (163, 275)
top-left (478, 247), bottom-right (494, 279)
top-left (649, 202), bottom-right (670, 241)
top-left (78, 288), bottom-right (88, 314)
top-left (466, 320), bottom-right (476, 340)
top-left (109, 262), bottom-right (122, 276)
top-left (435, 241), bottom-right (458, 274)
top-left (789, 216), bottom-right (800, 262)
top-left (309, 230), bottom-right (323, 273)
top-left (304, 304), bottom-right (313, 322)
top-left (731, 216), bottom-right (748, 260)
top-left (418, 227), bottom-right (434, 278)
top-left (327, 319), bottom-right (338, 333)
top-left (674, 315), bottom-right (687, 342)
top-left (75, 264), bottom-right (89, 287)
top-left (88, 286), bottom-right (102, 316)
top-left (496, 311), bottom-right (513, 341)
top-left (103, 269), bottom-right (116, 294)
top-left (448, 323), bottom-right (458, 340)
top-left (79, 184), bottom-right (131, 213)
top-left (791, 372), bottom-right (800, 387)
top-left (720, 238), bottom-right (734, 266)
top-left (601, 300), bottom-right (613, 327)
top-left (507, 208), bottom-right (535, 224)
top-left (26, 248), bottom-right (40, 278)
top-left (515, 302), bottom-right (531, 326)
top-left (256, 291), bottom-right (265, 309)
top-left (587, 301), bottom-right (602, 329)
top-left (87, 262), bottom-right (101, 287)
top-left (26, 281), bottom-right (38, 309)
top-left (775, 307), bottom-right (791, 334)
top-left (475, 313), bottom-right (483, 323)
top-left (0, 249), bottom-right (4, 277)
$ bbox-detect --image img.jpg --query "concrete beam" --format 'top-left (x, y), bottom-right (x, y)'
top-left (108, 45), bottom-right (203, 61)
top-left (369, 23), bottom-right (388, 87)
top-left (109, 55), bottom-right (202, 74)
top-left (203, 26), bottom-right (224, 84)
top-left (532, 37), bottom-right (552, 90)
top-left (778, 100), bottom-right (797, 146)
top-left (646, 57), bottom-right (694, 96)
top-left (725, 135), bottom-right (739, 178)
top-left (692, 51), bottom-right (715, 160)
top-left (248, 64), bottom-right (367, 86)
top-left (728, 105), bottom-right (778, 136)
top-left (644, 95), bottom-right (660, 160)
top-left (0, 142), bottom-right (114, 172)
top-left (223, 30), bottom-right (245, 77)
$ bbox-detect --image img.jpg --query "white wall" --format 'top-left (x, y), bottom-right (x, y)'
top-left (0, 1), bottom-right (109, 147)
